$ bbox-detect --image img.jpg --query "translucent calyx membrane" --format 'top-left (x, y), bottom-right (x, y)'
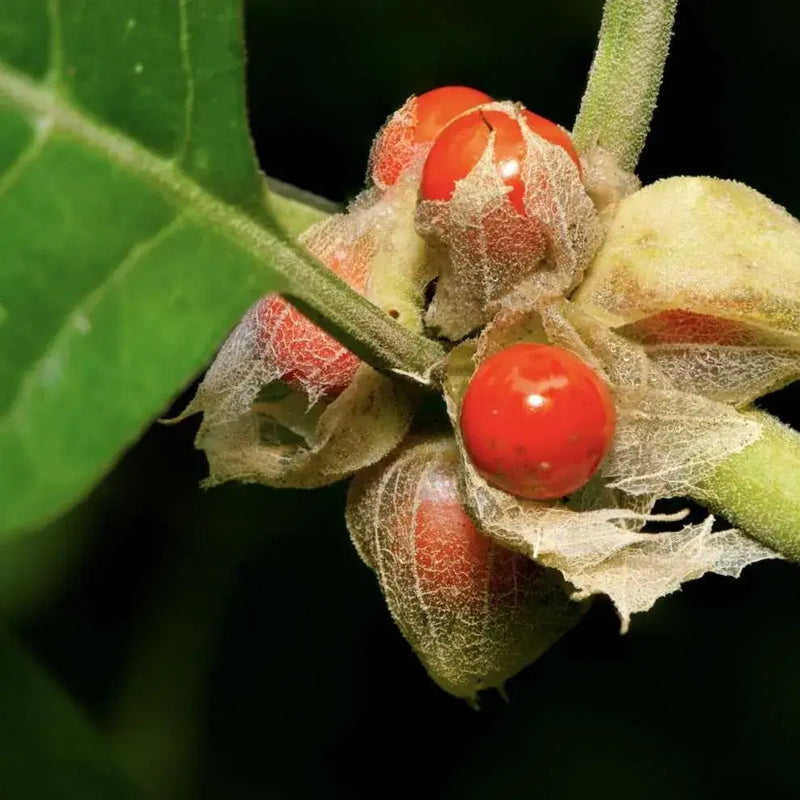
top-left (445, 299), bottom-right (778, 631)
top-left (576, 177), bottom-right (800, 334)
top-left (368, 95), bottom-right (421, 190)
top-left (346, 437), bottom-right (584, 702)
top-left (368, 86), bottom-right (493, 190)
top-left (416, 101), bottom-right (602, 340)
top-left (182, 180), bottom-right (433, 488)
top-left (575, 177), bottom-right (800, 405)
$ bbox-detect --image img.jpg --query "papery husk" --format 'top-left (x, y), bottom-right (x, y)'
top-left (197, 367), bottom-right (414, 488)
top-left (346, 437), bottom-right (584, 702)
top-left (579, 145), bottom-right (641, 224)
top-left (444, 300), bottom-right (778, 631)
top-left (367, 94), bottom-right (426, 190)
top-left (575, 177), bottom-right (800, 333)
top-left (415, 101), bottom-right (602, 340)
top-left (183, 179), bottom-right (432, 488)
top-left (615, 310), bottom-right (800, 406)
top-left (573, 177), bottom-right (800, 403)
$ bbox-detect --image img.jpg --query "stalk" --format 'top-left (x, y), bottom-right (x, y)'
top-left (573, 0), bottom-right (678, 170)
top-left (695, 410), bottom-right (800, 561)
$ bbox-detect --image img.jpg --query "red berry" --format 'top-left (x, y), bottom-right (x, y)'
top-left (459, 343), bottom-right (616, 500)
top-left (414, 463), bottom-right (532, 604)
top-left (624, 309), bottom-right (752, 346)
top-left (257, 238), bottom-right (370, 398)
top-left (346, 438), bottom-right (577, 700)
top-left (371, 86), bottom-right (492, 188)
top-left (420, 106), bottom-right (582, 214)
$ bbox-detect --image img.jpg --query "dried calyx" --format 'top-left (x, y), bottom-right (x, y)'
top-left (346, 437), bottom-right (583, 702)
top-left (575, 176), bottom-right (800, 405)
top-left (446, 299), bottom-right (778, 630)
top-left (183, 179), bottom-right (433, 488)
top-left (416, 101), bottom-right (602, 339)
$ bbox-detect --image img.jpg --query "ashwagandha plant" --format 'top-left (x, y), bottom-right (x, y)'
top-left (2, 0), bottom-right (800, 718)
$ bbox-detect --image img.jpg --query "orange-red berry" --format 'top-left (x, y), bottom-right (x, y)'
top-left (460, 343), bottom-right (616, 500)
top-left (420, 106), bottom-right (581, 213)
top-left (371, 86), bottom-right (492, 188)
top-left (413, 464), bottom-right (532, 603)
top-left (257, 239), bottom-right (369, 397)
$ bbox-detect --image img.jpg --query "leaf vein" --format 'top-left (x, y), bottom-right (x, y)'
top-left (176, 0), bottom-right (195, 163)
top-left (0, 61), bottom-right (294, 282)
top-left (0, 212), bottom-right (187, 436)
top-left (0, 124), bottom-right (50, 206)
top-left (45, 0), bottom-right (62, 87)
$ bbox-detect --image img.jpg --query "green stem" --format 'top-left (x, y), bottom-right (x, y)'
top-left (694, 410), bottom-right (800, 561)
top-left (0, 63), bottom-right (444, 392)
top-left (573, 0), bottom-right (678, 171)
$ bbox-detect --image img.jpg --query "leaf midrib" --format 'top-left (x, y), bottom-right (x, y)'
top-left (0, 58), bottom-right (447, 398)
top-left (0, 59), bottom-right (292, 281)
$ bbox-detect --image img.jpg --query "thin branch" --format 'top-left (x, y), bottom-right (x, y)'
top-left (695, 410), bottom-right (800, 561)
top-left (573, 0), bottom-right (678, 171)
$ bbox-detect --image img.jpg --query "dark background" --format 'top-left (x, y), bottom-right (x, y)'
top-left (5, 1), bottom-right (800, 798)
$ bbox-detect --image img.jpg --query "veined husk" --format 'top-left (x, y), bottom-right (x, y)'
top-left (415, 101), bottom-right (602, 340)
top-left (346, 437), bottom-right (584, 702)
top-left (367, 93), bottom-right (434, 189)
top-left (573, 176), bottom-right (800, 404)
top-left (575, 176), bottom-right (800, 332)
top-left (444, 299), bottom-right (779, 631)
top-left (182, 179), bottom-right (434, 488)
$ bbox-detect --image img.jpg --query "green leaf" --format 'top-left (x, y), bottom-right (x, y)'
top-left (0, 0), bottom-right (288, 536)
top-left (0, 629), bottom-right (145, 799)
top-left (0, 0), bottom-right (445, 537)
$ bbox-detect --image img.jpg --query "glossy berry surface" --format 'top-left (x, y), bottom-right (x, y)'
top-left (257, 239), bottom-right (369, 397)
top-left (420, 106), bottom-right (582, 213)
top-left (371, 86), bottom-right (492, 188)
top-left (459, 343), bottom-right (616, 500)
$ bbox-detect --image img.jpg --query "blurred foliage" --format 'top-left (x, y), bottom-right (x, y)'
top-left (0, 630), bottom-right (143, 800)
top-left (3, 0), bottom-right (800, 798)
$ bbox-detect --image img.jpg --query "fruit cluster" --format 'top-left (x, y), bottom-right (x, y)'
top-left (259, 86), bottom-right (611, 699)
top-left (188, 86), bottom-right (800, 702)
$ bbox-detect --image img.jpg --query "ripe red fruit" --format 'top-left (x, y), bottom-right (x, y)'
top-left (256, 238), bottom-right (370, 398)
top-left (420, 106), bottom-right (582, 213)
top-left (346, 438), bottom-right (579, 701)
top-left (459, 343), bottom-right (616, 500)
top-left (623, 309), bottom-right (752, 346)
top-left (413, 463), bottom-right (533, 604)
top-left (370, 86), bottom-right (492, 188)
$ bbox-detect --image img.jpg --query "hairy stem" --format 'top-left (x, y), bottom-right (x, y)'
top-left (573, 0), bottom-right (678, 170)
top-left (0, 63), bottom-right (445, 391)
top-left (694, 410), bottom-right (800, 561)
